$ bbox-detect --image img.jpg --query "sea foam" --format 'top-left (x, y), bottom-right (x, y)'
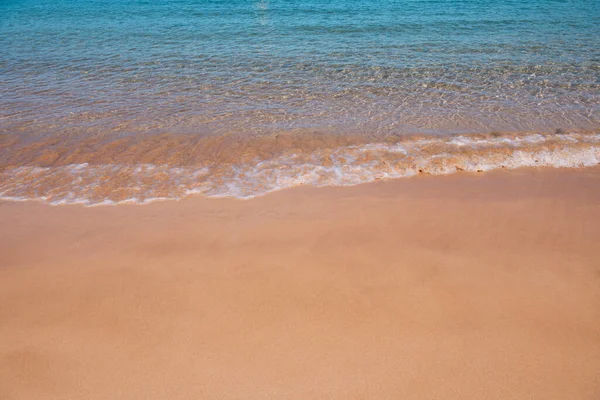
top-left (1, 131), bottom-right (599, 205)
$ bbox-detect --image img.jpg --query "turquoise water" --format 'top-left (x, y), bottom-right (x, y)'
top-left (2, 0), bottom-right (599, 136)
top-left (1, 0), bottom-right (599, 203)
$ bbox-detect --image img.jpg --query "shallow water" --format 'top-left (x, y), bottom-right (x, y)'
top-left (1, 0), bottom-right (599, 204)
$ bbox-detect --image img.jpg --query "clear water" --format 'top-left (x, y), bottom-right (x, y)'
top-left (1, 0), bottom-right (599, 204)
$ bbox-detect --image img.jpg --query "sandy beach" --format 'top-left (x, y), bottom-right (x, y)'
top-left (1, 167), bottom-right (599, 399)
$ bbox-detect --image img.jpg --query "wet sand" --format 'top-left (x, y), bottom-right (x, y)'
top-left (1, 168), bottom-right (600, 399)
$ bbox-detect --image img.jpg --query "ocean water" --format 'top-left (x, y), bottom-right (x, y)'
top-left (1, 0), bottom-right (599, 204)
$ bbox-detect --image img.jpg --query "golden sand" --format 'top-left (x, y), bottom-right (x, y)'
top-left (1, 168), bottom-right (600, 399)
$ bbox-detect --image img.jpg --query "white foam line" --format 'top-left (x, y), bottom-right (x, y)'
top-left (1, 133), bottom-right (599, 206)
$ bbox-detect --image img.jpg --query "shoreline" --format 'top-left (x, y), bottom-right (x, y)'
top-left (1, 129), bottom-right (599, 205)
top-left (1, 167), bottom-right (600, 399)
top-left (0, 163), bottom-right (599, 208)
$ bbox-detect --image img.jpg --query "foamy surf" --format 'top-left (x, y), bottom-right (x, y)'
top-left (1, 131), bottom-right (599, 205)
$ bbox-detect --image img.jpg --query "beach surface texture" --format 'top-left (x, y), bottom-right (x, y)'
top-left (1, 168), bottom-right (599, 399)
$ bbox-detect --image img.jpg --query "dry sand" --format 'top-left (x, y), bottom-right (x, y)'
top-left (1, 168), bottom-right (599, 399)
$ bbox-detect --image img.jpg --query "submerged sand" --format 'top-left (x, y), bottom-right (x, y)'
top-left (1, 168), bottom-right (599, 399)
